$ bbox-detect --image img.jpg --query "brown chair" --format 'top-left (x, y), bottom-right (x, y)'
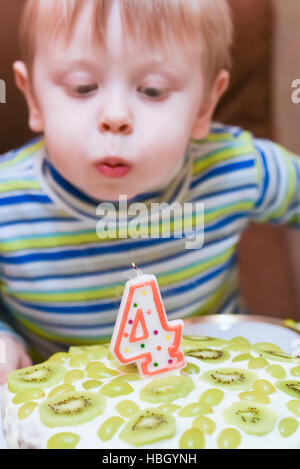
top-left (215, 0), bottom-right (298, 319)
top-left (0, 0), bottom-right (298, 319)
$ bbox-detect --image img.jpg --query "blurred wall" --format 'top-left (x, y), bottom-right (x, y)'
top-left (0, 0), bottom-right (35, 154)
top-left (216, 0), bottom-right (298, 320)
top-left (273, 0), bottom-right (300, 154)
top-left (273, 0), bottom-right (300, 316)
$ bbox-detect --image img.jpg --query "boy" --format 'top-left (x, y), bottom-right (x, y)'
top-left (0, 0), bottom-right (299, 383)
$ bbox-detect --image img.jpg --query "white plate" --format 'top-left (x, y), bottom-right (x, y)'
top-left (0, 388), bottom-right (7, 449)
top-left (183, 314), bottom-right (300, 353)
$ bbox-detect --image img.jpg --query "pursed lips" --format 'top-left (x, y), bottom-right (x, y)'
top-left (95, 156), bottom-right (132, 178)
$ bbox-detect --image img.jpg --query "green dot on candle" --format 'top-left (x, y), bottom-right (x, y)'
top-left (134, 303), bottom-right (138, 307)
top-left (154, 363), bottom-right (159, 367)
top-left (141, 344), bottom-right (145, 348)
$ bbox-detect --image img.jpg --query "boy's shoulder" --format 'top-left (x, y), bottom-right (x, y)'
top-left (0, 136), bottom-right (45, 185)
top-left (189, 122), bottom-right (256, 174)
top-left (190, 121), bottom-right (254, 152)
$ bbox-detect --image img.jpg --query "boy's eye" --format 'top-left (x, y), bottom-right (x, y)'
top-left (138, 87), bottom-right (167, 99)
top-left (72, 84), bottom-right (98, 95)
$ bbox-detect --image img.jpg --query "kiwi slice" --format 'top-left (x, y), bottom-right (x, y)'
top-left (276, 380), bottom-right (300, 399)
top-left (68, 345), bottom-right (107, 360)
top-left (140, 376), bottom-right (194, 404)
top-left (252, 342), bottom-right (283, 353)
top-left (8, 362), bottom-right (66, 393)
top-left (223, 402), bottom-right (277, 435)
top-left (180, 363), bottom-right (200, 375)
top-left (110, 359), bottom-right (139, 375)
top-left (256, 349), bottom-right (300, 364)
top-left (47, 432), bottom-right (80, 449)
top-left (119, 408), bottom-right (176, 446)
top-left (182, 336), bottom-right (226, 351)
top-left (201, 368), bottom-right (258, 391)
top-left (39, 391), bottom-right (106, 427)
top-left (185, 347), bottom-right (230, 364)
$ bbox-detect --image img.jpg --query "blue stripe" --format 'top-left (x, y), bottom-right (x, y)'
top-left (162, 256), bottom-right (235, 297)
top-left (46, 160), bottom-right (103, 205)
top-left (0, 238), bottom-right (173, 264)
top-left (0, 149), bottom-right (19, 164)
top-left (0, 194), bottom-right (51, 206)
top-left (46, 159), bottom-right (163, 207)
top-left (0, 176), bottom-right (37, 183)
top-left (293, 157), bottom-right (300, 188)
top-left (216, 292), bottom-right (236, 314)
top-left (10, 256), bottom-right (236, 317)
top-left (190, 184), bottom-right (257, 202)
top-left (0, 224), bottom-right (226, 264)
top-left (1, 229), bottom-right (101, 243)
top-left (254, 144), bottom-right (269, 208)
top-left (1, 231), bottom-right (237, 281)
top-left (0, 217), bottom-right (78, 228)
top-left (269, 145), bottom-right (282, 209)
top-left (191, 160), bottom-right (255, 189)
top-left (209, 126), bottom-right (243, 138)
top-left (16, 298), bottom-right (120, 314)
top-left (205, 212), bottom-right (249, 231)
top-left (11, 264), bottom-right (236, 328)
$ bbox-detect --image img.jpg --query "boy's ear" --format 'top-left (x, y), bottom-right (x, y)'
top-left (191, 69), bottom-right (230, 140)
top-left (13, 61), bottom-right (44, 133)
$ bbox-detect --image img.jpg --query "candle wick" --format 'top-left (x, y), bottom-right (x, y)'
top-left (131, 262), bottom-right (142, 276)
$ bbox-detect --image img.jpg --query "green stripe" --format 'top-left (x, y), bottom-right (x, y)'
top-left (191, 130), bottom-right (251, 144)
top-left (267, 148), bottom-right (297, 220)
top-left (1, 246), bottom-right (235, 301)
top-left (156, 246), bottom-right (235, 287)
top-left (258, 147), bottom-right (298, 222)
top-left (8, 287), bottom-right (233, 347)
top-left (0, 214), bottom-right (199, 251)
top-left (0, 179), bottom-right (41, 193)
top-left (0, 201), bottom-right (253, 252)
top-left (185, 284), bottom-right (232, 317)
top-left (254, 147), bottom-right (263, 187)
top-left (204, 200), bottom-right (253, 223)
top-left (193, 142), bottom-right (253, 176)
top-left (7, 288), bottom-right (232, 347)
top-left (0, 139), bottom-right (44, 171)
top-left (10, 313), bottom-right (112, 346)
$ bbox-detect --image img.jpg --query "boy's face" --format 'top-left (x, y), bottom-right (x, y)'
top-left (15, 1), bottom-right (228, 201)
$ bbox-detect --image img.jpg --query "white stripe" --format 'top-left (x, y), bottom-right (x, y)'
top-left (3, 234), bottom-right (236, 288)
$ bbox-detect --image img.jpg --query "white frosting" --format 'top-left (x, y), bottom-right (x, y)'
top-left (1, 340), bottom-right (300, 449)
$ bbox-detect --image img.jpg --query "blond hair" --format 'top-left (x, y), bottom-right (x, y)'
top-left (19, 0), bottom-right (233, 85)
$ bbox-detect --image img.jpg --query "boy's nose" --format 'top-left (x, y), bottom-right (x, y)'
top-left (98, 87), bottom-right (133, 135)
top-left (98, 119), bottom-right (132, 135)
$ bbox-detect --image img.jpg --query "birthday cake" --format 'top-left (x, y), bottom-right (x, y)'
top-left (1, 335), bottom-right (300, 449)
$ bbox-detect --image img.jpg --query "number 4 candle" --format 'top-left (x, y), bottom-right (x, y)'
top-left (110, 263), bottom-right (185, 378)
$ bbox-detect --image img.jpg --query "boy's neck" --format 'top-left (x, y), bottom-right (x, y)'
top-left (35, 142), bottom-right (193, 222)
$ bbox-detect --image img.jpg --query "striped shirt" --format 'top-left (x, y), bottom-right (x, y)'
top-left (0, 122), bottom-right (300, 361)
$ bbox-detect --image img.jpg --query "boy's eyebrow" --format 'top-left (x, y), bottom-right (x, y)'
top-left (55, 55), bottom-right (187, 74)
top-left (54, 59), bottom-right (100, 72)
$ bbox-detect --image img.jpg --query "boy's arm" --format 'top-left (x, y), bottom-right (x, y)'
top-left (251, 138), bottom-right (300, 226)
top-left (0, 302), bottom-right (32, 383)
top-left (0, 299), bottom-right (27, 346)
